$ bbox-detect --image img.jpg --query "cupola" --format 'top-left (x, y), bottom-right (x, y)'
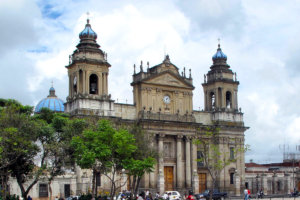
top-left (212, 44), bottom-right (227, 65)
top-left (79, 19), bottom-right (97, 41)
top-left (35, 86), bottom-right (64, 113)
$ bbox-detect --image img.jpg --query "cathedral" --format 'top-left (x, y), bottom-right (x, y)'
top-left (63, 18), bottom-right (248, 196)
top-left (10, 19), bottom-right (248, 198)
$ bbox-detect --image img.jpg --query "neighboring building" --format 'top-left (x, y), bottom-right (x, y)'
top-left (245, 161), bottom-right (300, 195)
top-left (9, 19), bottom-right (248, 199)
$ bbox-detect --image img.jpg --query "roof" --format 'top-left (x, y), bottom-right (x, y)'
top-left (34, 87), bottom-right (64, 113)
top-left (35, 97), bottom-right (64, 113)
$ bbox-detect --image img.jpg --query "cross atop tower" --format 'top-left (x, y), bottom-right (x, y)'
top-left (218, 38), bottom-right (221, 48)
top-left (86, 12), bottom-right (90, 23)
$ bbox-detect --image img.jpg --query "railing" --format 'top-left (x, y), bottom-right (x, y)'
top-left (138, 111), bottom-right (196, 122)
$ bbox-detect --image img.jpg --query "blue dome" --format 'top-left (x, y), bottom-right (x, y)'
top-left (79, 19), bottom-right (97, 40)
top-left (35, 87), bottom-right (64, 113)
top-left (212, 44), bottom-right (227, 60)
top-left (35, 97), bottom-right (64, 113)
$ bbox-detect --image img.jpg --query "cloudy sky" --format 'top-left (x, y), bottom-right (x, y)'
top-left (1, 0), bottom-right (300, 163)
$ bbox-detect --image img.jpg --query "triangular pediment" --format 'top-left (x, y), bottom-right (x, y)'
top-left (143, 71), bottom-right (194, 89)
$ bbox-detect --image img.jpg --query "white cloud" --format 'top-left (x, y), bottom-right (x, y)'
top-left (1, 0), bottom-right (300, 163)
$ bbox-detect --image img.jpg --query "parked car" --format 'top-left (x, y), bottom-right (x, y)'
top-left (116, 192), bottom-right (132, 200)
top-left (165, 191), bottom-right (182, 200)
top-left (66, 196), bottom-right (80, 200)
top-left (290, 190), bottom-right (299, 197)
top-left (195, 189), bottom-right (227, 200)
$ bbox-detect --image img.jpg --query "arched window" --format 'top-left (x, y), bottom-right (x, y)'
top-left (89, 74), bottom-right (98, 94)
top-left (79, 70), bottom-right (83, 93)
top-left (226, 91), bottom-right (232, 108)
top-left (210, 92), bottom-right (215, 110)
top-left (73, 76), bottom-right (77, 94)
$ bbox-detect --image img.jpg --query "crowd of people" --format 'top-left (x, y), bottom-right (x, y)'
top-left (125, 190), bottom-right (194, 200)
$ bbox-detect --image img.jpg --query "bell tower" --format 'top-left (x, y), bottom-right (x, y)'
top-left (202, 43), bottom-right (239, 112)
top-left (65, 18), bottom-right (114, 116)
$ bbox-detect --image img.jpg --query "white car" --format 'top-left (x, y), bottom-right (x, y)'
top-left (166, 191), bottom-right (182, 200)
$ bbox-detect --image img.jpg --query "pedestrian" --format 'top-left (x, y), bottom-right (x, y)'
top-left (248, 189), bottom-right (251, 199)
top-left (244, 188), bottom-right (248, 200)
top-left (186, 191), bottom-right (194, 200)
top-left (155, 192), bottom-right (160, 200)
top-left (167, 193), bottom-right (171, 200)
top-left (163, 192), bottom-right (168, 200)
top-left (27, 196), bottom-right (32, 200)
top-left (138, 191), bottom-right (145, 200)
top-left (146, 193), bottom-right (153, 200)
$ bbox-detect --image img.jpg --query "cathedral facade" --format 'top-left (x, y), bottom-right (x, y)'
top-left (62, 19), bottom-right (248, 196)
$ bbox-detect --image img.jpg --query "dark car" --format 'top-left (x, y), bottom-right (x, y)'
top-left (195, 190), bottom-right (227, 200)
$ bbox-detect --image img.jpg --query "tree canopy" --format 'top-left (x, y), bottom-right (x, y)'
top-left (0, 100), bottom-right (86, 199)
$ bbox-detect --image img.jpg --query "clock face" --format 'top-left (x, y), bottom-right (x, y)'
top-left (163, 95), bottom-right (171, 104)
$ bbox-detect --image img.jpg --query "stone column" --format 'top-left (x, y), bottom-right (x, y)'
top-left (150, 139), bottom-right (156, 188)
top-left (69, 75), bottom-right (72, 97)
top-left (219, 87), bottom-right (223, 108)
top-left (284, 173), bottom-right (291, 194)
top-left (150, 165), bottom-right (156, 189)
top-left (234, 90), bottom-right (238, 110)
top-left (157, 134), bottom-right (165, 194)
top-left (235, 172), bottom-right (241, 196)
top-left (121, 169), bottom-right (127, 192)
top-left (192, 169), bottom-right (199, 194)
top-left (82, 71), bottom-right (86, 94)
top-left (191, 136), bottom-right (198, 192)
top-left (261, 173), bottom-right (268, 195)
top-left (105, 72), bottom-right (108, 94)
top-left (204, 91), bottom-right (208, 110)
top-left (185, 136), bottom-right (191, 188)
top-left (85, 71), bottom-right (89, 94)
top-left (177, 135), bottom-right (183, 189)
top-left (102, 72), bottom-right (105, 95)
top-left (272, 174), bottom-right (278, 194)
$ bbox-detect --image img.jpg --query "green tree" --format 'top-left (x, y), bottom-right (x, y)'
top-left (0, 99), bottom-right (41, 199)
top-left (195, 126), bottom-right (248, 200)
top-left (126, 125), bottom-right (156, 197)
top-left (34, 108), bottom-right (87, 200)
top-left (72, 120), bottom-right (137, 199)
top-left (0, 100), bottom-right (86, 200)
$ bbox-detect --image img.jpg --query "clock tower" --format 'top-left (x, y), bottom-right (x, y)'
top-left (131, 55), bottom-right (194, 116)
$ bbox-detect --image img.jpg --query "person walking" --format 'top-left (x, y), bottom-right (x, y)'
top-left (186, 191), bottom-right (194, 200)
top-left (244, 188), bottom-right (248, 200)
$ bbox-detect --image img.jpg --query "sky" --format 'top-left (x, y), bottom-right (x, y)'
top-left (1, 0), bottom-right (300, 164)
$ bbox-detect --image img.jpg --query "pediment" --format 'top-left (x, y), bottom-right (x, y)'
top-left (143, 72), bottom-right (194, 89)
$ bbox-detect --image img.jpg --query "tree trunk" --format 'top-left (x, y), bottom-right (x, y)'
top-left (134, 177), bottom-right (141, 197)
top-left (49, 180), bottom-right (52, 200)
top-left (132, 176), bottom-right (137, 197)
top-left (110, 182), bottom-right (116, 200)
top-left (209, 179), bottom-right (215, 200)
top-left (92, 170), bottom-right (96, 198)
top-left (1, 172), bottom-right (9, 198)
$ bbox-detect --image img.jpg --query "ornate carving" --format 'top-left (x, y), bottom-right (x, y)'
top-left (158, 133), bottom-right (166, 138)
top-left (185, 135), bottom-right (193, 142)
top-left (177, 134), bottom-right (184, 139)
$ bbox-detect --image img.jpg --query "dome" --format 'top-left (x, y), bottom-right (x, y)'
top-left (35, 87), bottom-right (64, 113)
top-left (212, 44), bottom-right (227, 61)
top-left (79, 19), bottom-right (97, 40)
